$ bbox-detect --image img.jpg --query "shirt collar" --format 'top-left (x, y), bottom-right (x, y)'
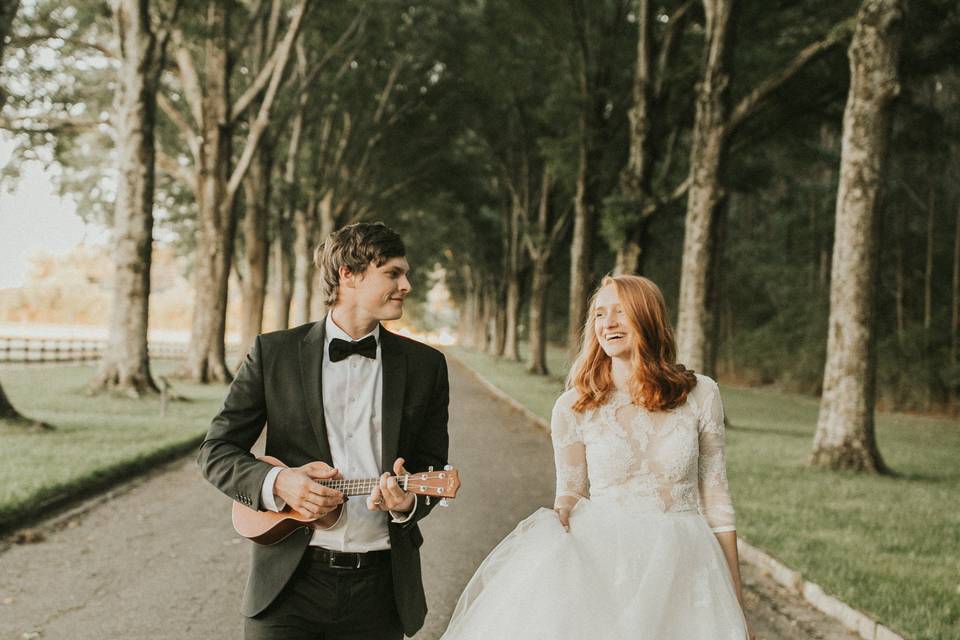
top-left (324, 312), bottom-right (380, 345)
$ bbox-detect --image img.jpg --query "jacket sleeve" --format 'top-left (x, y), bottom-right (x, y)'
top-left (394, 353), bottom-right (450, 532)
top-left (197, 335), bottom-right (274, 511)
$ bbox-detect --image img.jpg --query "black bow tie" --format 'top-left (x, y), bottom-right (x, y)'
top-left (328, 335), bottom-right (378, 362)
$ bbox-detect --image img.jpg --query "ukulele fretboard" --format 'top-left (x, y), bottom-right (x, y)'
top-left (316, 478), bottom-right (401, 497)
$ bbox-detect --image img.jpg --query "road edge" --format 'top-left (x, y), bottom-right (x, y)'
top-left (444, 351), bottom-right (907, 640)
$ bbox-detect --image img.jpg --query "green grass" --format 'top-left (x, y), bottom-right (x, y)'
top-left (0, 363), bottom-right (226, 530)
top-left (449, 345), bottom-right (960, 640)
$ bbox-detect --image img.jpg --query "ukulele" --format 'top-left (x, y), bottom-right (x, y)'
top-left (232, 455), bottom-right (461, 545)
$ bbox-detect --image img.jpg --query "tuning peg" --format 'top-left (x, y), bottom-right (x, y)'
top-left (439, 498), bottom-right (449, 507)
top-left (444, 464), bottom-right (452, 471)
top-left (426, 496), bottom-right (432, 506)
top-left (428, 466), bottom-right (434, 472)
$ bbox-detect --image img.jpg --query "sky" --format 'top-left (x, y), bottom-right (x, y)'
top-left (0, 134), bottom-right (110, 289)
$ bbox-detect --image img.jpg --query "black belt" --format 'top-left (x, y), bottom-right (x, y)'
top-left (307, 546), bottom-right (391, 570)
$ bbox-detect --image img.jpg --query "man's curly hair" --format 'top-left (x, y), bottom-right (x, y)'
top-left (314, 222), bottom-right (406, 307)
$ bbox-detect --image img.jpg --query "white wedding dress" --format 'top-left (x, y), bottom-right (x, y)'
top-left (441, 374), bottom-right (748, 640)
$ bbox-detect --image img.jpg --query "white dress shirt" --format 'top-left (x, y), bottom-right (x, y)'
top-left (260, 314), bottom-right (414, 551)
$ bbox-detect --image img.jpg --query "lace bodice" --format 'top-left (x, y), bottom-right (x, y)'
top-left (551, 374), bottom-right (736, 533)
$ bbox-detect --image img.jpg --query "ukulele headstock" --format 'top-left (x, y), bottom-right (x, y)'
top-left (404, 465), bottom-right (461, 499)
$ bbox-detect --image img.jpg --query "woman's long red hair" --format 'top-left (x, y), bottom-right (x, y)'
top-left (567, 275), bottom-right (697, 413)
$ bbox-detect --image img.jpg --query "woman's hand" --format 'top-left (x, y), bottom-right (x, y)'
top-left (553, 495), bottom-right (579, 532)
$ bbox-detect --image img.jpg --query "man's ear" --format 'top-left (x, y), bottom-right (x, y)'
top-left (338, 265), bottom-right (355, 288)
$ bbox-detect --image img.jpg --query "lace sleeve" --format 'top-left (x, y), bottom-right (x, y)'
top-left (551, 396), bottom-right (588, 509)
top-left (697, 379), bottom-right (736, 533)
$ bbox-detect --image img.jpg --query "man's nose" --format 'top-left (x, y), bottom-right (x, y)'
top-left (400, 275), bottom-right (412, 293)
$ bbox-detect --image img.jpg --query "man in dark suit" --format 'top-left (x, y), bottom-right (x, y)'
top-left (199, 222), bottom-right (449, 639)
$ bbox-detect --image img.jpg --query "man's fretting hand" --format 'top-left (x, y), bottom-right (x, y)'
top-left (275, 462), bottom-right (344, 519)
top-left (368, 457), bottom-right (415, 514)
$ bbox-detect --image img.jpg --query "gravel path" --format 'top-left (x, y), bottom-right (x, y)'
top-left (0, 358), bottom-right (857, 639)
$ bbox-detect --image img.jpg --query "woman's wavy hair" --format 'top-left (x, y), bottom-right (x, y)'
top-left (566, 274), bottom-right (697, 413)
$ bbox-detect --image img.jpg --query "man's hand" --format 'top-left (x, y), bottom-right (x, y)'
top-left (368, 457), bottom-right (415, 514)
top-left (274, 462), bottom-right (344, 519)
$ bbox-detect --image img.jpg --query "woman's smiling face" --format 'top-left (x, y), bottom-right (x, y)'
top-left (594, 284), bottom-right (633, 359)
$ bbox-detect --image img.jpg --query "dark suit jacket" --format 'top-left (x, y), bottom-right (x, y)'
top-left (198, 320), bottom-right (450, 636)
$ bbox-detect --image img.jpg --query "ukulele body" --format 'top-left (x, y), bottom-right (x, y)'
top-left (231, 455), bottom-right (344, 545)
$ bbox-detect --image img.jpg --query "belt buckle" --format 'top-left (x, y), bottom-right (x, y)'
top-left (328, 551), bottom-right (361, 570)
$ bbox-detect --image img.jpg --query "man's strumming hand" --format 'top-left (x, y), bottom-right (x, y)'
top-left (275, 462), bottom-right (344, 519)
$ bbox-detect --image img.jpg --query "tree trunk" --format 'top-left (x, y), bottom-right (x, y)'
top-left (472, 274), bottom-right (487, 350)
top-left (568, 116), bottom-right (596, 356)
top-left (182, 2), bottom-right (233, 383)
top-left (0, 3), bottom-right (36, 426)
top-left (527, 257), bottom-right (550, 375)
top-left (309, 191), bottom-right (337, 321)
top-left (91, 0), bottom-right (165, 396)
top-left (481, 282), bottom-right (495, 355)
top-left (675, 0), bottom-right (734, 373)
top-left (951, 197), bottom-right (960, 413)
top-left (924, 188), bottom-right (933, 332)
top-left (239, 142), bottom-right (273, 354)
top-left (810, 0), bottom-right (904, 473)
top-left (895, 209), bottom-right (905, 342)
top-left (290, 201), bottom-right (316, 326)
top-left (270, 225), bottom-right (293, 331)
top-left (503, 200), bottom-right (522, 362)
top-left (615, 0), bottom-right (652, 279)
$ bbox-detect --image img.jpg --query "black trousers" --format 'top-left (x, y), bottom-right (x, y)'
top-left (244, 552), bottom-right (404, 640)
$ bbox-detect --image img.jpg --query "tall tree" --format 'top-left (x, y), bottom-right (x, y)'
top-left (0, 0), bottom-right (50, 429)
top-left (91, 0), bottom-right (177, 395)
top-left (0, 0), bottom-right (26, 422)
top-left (675, 2), bottom-right (853, 373)
top-left (810, 0), bottom-right (905, 473)
top-left (159, 0), bottom-right (308, 382)
top-left (674, 0), bottom-right (735, 374)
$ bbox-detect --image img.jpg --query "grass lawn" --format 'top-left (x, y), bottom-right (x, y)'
top-left (0, 363), bottom-right (227, 531)
top-left (449, 345), bottom-right (960, 640)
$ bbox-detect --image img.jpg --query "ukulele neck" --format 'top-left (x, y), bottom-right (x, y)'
top-left (316, 477), bottom-right (406, 497)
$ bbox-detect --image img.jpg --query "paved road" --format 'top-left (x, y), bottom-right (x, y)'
top-left (0, 358), bottom-right (857, 639)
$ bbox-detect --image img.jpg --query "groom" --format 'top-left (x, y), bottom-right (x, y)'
top-left (199, 222), bottom-right (450, 639)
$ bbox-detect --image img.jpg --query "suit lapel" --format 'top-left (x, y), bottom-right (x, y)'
top-left (299, 321), bottom-right (333, 464)
top-left (379, 327), bottom-right (406, 473)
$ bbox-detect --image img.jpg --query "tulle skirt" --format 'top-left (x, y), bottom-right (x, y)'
top-left (441, 498), bottom-right (748, 640)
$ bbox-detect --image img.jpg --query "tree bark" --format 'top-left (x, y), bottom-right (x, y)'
top-left (270, 220), bottom-right (293, 331)
top-left (481, 281), bottom-right (496, 355)
top-left (524, 166), bottom-right (567, 375)
top-left (290, 201), bottom-right (316, 326)
top-left (566, 1), bottom-right (600, 358)
top-left (91, 0), bottom-right (170, 396)
top-left (172, 0), bottom-right (307, 382)
top-left (951, 197), bottom-right (960, 413)
top-left (527, 261), bottom-right (550, 375)
top-left (182, 2), bottom-right (233, 383)
top-left (503, 200), bottom-right (522, 362)
top-left (810, 0), bottom-right (904, 473)
top-left (568, 112), bottom-right (596, 355)
top-left (924, 187), bottom-right (933, 332)
top-left (895, 213), bottom-right (905, 342)
top-left (675, 0), bottom-right (734, 372)
top-left (239, 141), bottom-right (273, 354)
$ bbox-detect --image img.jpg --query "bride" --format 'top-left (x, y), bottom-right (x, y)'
top-left (442, 275), bottom-right (754, 639)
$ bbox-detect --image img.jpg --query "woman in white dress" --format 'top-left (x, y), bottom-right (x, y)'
top-left (442, 274), bottom-right (754, 640)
